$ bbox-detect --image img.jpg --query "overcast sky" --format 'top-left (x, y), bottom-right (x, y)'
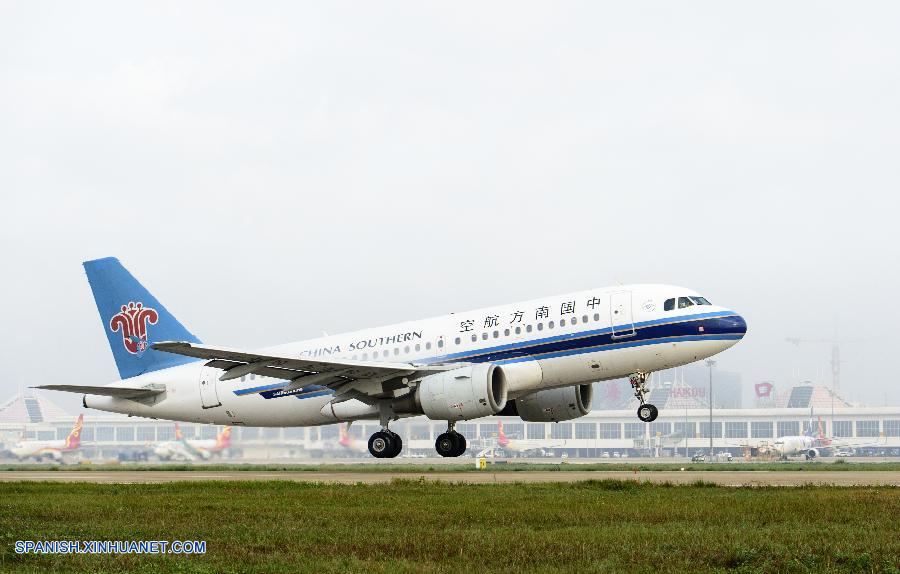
top-left (1, 2), bottom-right (898, 412)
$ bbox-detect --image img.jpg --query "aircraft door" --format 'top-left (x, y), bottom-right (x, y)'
top-left (610, 291), bottom-right (636, 338)
top-left (199, 365), bottom-right (222, 409)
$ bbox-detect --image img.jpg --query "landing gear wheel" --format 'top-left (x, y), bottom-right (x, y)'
top-left (436, 432), bottom-right (464, 457)
top-left (389, 434), bottom-right (403, 458)
top-left (368, 430), bottom-right (398, 458)
top-left (637, 403), bottom-right (659, 423)
top-left (456, 434), bottom-right (467, 456)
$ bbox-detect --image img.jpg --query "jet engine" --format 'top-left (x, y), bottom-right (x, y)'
top-left (512, 384), bottom-right (593, 423)
top-left (412, 364), bottom-right (508, 421)
top-left (804, 448), bottom-right (819, 460)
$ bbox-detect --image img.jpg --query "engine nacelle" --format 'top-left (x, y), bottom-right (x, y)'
top-left (414, 364), bottom-right (508, 421)
top-left (515, 384), bottom-right (593, 423)
top-left (805, 448), bottom-right (819, 460)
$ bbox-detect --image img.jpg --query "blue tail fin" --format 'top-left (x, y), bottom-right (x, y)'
top-left (83, 257), bottom-right (201, 379)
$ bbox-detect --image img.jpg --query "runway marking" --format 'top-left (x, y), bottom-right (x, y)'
top-left (0, 471), bottom-right (898, 486)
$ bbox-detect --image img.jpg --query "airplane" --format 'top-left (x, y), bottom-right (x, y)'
top-left (752, 418), bottom-right (883, 460)
top-left (153, 424), bottom-right (232, 461)
top-left (8, 414), bottom-right (83, 462)
top-left (338, 423), bottom-right (369, 455)
top-left (36, 257), bottom-right (746, 458)
top-left (496, 420), bottom-right (563, 456)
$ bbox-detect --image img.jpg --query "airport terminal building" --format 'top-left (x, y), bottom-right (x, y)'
top-left (2, 388), bottom-right (899, 460)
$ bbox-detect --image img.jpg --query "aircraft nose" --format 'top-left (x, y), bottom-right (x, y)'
top-left (731, 314), bottom-right (747, 338)
top-left (706, 313), bottom-right (747, 339)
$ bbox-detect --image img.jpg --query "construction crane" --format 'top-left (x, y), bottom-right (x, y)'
top-left (785, 337), bottom-right (844, 393)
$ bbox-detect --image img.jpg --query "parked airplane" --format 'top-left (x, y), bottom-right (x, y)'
top-left (8, 414), bottom-right (83, 462)
top-left (153, 424), bottom-right (231, 461)
top-left (37, 257), bottom-right (746, 458)
top-left (496, 420), bottom-right (563, 456)
top-left (772, 419), bottom-right (886, 460)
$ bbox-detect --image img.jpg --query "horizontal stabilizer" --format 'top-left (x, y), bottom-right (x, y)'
top-left (33, 384), bottom-right (165, 399)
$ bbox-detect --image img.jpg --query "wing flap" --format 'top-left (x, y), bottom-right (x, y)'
top-left (152, 341), bottom-right (453, 384)
top-left (33, 384), bottom-right (165, 399)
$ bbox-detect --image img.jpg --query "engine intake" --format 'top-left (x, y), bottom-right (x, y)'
top-left (515, 384), bottom-right (592, 422)
top-left (414, 364), bottom-right (508, 421)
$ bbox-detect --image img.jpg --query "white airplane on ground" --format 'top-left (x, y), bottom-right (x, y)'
top-left (766, 419), bottom-right (885, 460)
top-left (37, 257), bottom-right (746, 458)
top-left (496, 420), bottom-right (563, 456)
top-left (8, 414), bottom-right (83, 462)
top-left (153, 424), bottom-right (232, 461)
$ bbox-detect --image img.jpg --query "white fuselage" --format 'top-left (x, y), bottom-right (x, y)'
top-left (84, 284), bottom-right (746, 427)
top-left (771, 436), bottom-right (817, 458)
top-left (9, 439), bottom-right (69, 460)
top-left (153, 438), bottom-right (220, 461)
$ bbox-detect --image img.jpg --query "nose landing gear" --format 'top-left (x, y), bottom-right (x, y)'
top-left (435, 421), bottom-right (467, 457)
top-left (630, 372), bottom-right (659, 423)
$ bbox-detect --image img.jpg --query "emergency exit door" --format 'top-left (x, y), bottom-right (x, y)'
top-left (199, 366), bottom-right (222, 409)
top-left (609, 291), bottom-right (636, 338)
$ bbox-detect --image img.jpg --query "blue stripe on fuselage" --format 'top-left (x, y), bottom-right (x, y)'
top-left (232, 310), bottom-right (745, 399)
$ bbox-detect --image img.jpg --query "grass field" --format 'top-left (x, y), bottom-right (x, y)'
top-left (3, 460), bottom-right (900, 472)
top-left (1, 480), bottom-right (898, 573)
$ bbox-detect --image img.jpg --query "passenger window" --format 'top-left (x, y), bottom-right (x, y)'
top-left (437, 340), bottom-right (444, 348)
top-left (526, 325), bottom-right (533, 333)
top-left (537, 323), bottom-right (544, 331)
top-left (504, 328), bottom-right (510, 336)
top-left (493, 330), bottom-right (499, 338)
top-left (404, 346), bottom-right (410, 353)
top-left (570, 317), bottom-right (576, 325)
top-left (548, 321), bottom-right (555, 329)
top-left (482, 332), bottom-right (488, 340)
top-left (515, 326), bottom-right (522, 335)
top-left (425, 342), bottom-right (432, 350)
top-left (471, 334), bottom-right (477, 342)
top-left (352, 354), bottom-right (358, 360)
top-left (593, 313), bottom-right (600, 321)
top-left (373, 351), bottom-right (379, 358)
top-left (582, 315), bottom-right (588, 323)
top-left (394, 348), bottom-right (400, 355)
top-left (664, 298), bottom-right (675, 311)
top-left (362, 353), bottom-right (368, 360)
top-left (415, 343), bottom-right (421, 351)
top-left (454, 337), bottom-right (461, 345)
top-left (678, 297), bottom-right (694, 309)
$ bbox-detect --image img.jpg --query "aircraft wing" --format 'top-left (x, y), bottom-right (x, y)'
top-left (32, 385), bottom-right (165, 399)
top-left (152, 341), bottom-right (459, 401)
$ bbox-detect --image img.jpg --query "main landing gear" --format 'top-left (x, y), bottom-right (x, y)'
top-left (368, 429), bottom-right (403, 458)
top-left (630, 372), bottom-right (659, 423)
top-left (435, 422), bottom-right (467, 457)
top-left (368, 404), bottom-right (403, 458)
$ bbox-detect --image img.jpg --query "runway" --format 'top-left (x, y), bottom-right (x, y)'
top-left (1, 470), bottom-right (898, 486)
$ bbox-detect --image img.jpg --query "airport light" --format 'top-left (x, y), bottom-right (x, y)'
top-left (707, 359), bottom-right (716, 457)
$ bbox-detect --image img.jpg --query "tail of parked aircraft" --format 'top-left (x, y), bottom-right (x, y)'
top-left (175, 423), bottom-right (184, 441)
top-left (339, 423), bottom-right (352, 447)
top-left (63, 414), bottom-right (84, 451)
top-left (497, 420), bottom-right (509, 447)
top-left (213, 427), bottom-right (232, 451)
top-left (83, 257), bottom-right (202, 379)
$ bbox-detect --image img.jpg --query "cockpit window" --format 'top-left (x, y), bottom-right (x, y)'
top-left (665, 295), bottom-right (712, 311)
